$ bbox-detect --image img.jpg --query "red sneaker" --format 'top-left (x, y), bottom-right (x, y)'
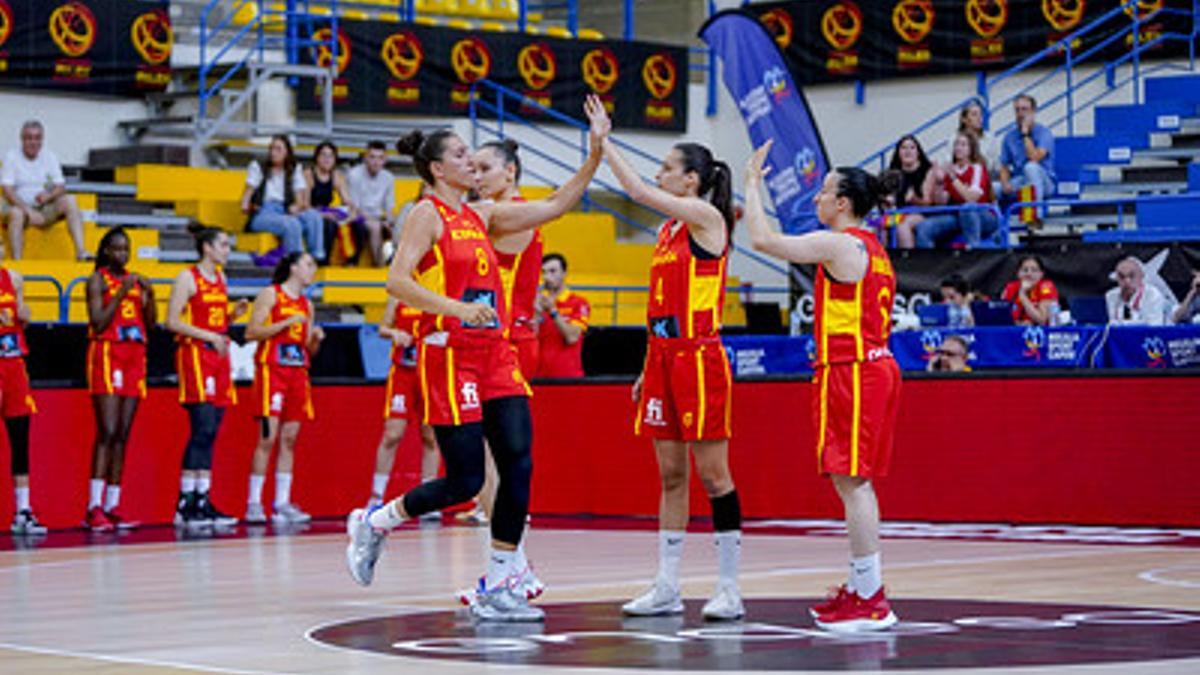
top-left (814, 587), bottom-right (898, 633)
top-left (84, 506), bottom-right (114, 532)
top-left (104, 510), bottom-right (140, 530)
top-left (809, 584), bottom-right (854, 619)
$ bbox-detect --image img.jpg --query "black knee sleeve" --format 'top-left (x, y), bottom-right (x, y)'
top-left (483, 397), bottom-right (534, 546)
top-left (711, 489), bottom-right (742, 532)
top-left (6, 415), bottom-right (30, 476)
top-left (183, 404), bottom-right (223, 471)
top-left (402, 423), bottom-right (485, 516)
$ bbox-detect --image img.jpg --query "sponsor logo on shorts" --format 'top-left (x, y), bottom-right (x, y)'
top-left (204, 376), bottom-right (216, 397)
top-left (644, 398), bottom-right (666, 426)
top-left (461, 382), bottom-right (480, 410)
top-left (390, 394), bottom-right (407, 414)
top-left (271, 392), bottom-right (284, 412)
top-left (113, 368), bottom-right (124, 389)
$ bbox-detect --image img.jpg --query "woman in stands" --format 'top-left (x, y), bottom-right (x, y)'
top-left (243, 252), bottom-right (323, 525)
top-left (600, 131), bottom-right (744, 621)
top-left (305, 141), bottom-right (353, 264)
top-left (949, 100), bottom-right (1001, 178)
top-left (367, 294), bottom-right (441, 514)
top-left (1001, 254), bottom-right (1059, 326)
top-left (83, 227), bottom-right (155, 531)
top-left (888, 134), bottom-right (937, 249)
top-left (345, 95), bottom-right (610, 623)
top-left (0, 239), bottom-right (44, 535)
top-left (241, 134), bottom-right (326, 263)
top-left (916, 131), bottom-right (998, 248)
top-left (743, 143), bottom-right (901, 632)
top-left (166, 227), bottom-right (248, 528)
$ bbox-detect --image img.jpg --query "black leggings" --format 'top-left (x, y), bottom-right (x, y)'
top-left (403, 396), bottom-right (533, 546)
top-left (182, 403), bottom-right (225, 471)
top-left (7, 415), bottom-right (29, 475)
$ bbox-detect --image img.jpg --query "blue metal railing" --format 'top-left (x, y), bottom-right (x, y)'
top-left (858, 0), bottom-right (1200, 171)
top-left (1002, 192), bottom-right (1200, 233)
top-left (883, 203), bottom-right (1008, 249)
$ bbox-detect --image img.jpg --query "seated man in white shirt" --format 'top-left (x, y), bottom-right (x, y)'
top-left (1, 121), bottom-right (86, 260)
top-left (1106, 256), bottom-right (1166, 326)
top-left (345, 141), bottom-right (395, 266)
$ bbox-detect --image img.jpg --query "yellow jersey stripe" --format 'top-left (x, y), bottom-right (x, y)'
top-left (850, 362), bottom-right (862, 476)
top-left (721, 347), bottom-right (733, 437)
top-left (103, 342), bottom-right (113, 394)
top-left (383, 364), bottom-right (395, 419)
top-left (694, 346), bottom-right (706, 441)
top-left (854, 282), bottom-right (864, 362)
top-left (418, 342), bottom-right (431, 425)
top-left (816, 368), bottom-right (829, 467)
top-left (686, 256), bottom-right (696, 339)
top-left (446, 346), bottom-right (460, 426)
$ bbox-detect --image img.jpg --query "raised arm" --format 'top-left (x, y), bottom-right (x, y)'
top-left (487, 95), bottom-right (611, 235)
top-left (244, 286), bottom-right (301, 342)
top-left (10, 271), bottom-right (30, 324)
top-left (387, 200), bottom-right (496, 327)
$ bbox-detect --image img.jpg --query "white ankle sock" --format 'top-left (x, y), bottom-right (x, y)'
top-left (657, 530), bottom-right (685, 588)
top-left (274, 473), bottom-right (292, 507)
top-left (89, 479), bottom-right (104, 509)
top-left (371, 473), bottom-right (388, 499)
top-left (196, 476), bottom-right (211, 495)
top-left (850, 552), bottom-right (882, 598)
top-left (367, 500), bottom-right (405, 530)
top-left (15, 486), bottom-right (30, 512)
top-left (104, 485), bottom-right (121, 511)
top-left (715, 530), bottom-right (741, 587)
top-left (180, 475), bottom-right (196, 494)
top-left (248, 475), bottom-right (265, 505)
top-left (486, 547), bottom-right (517, 589)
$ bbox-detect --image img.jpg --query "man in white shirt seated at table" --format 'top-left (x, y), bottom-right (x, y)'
top-left (1106, 257), bottom-right (1167, 326)
top-left (1, 120), bottom-right (87, 261)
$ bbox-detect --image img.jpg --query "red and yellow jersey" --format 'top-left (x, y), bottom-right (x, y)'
top-left (414, 194), bottom-right (506, 342)
top-left (180, 266), bottom-right (230, 345)
top-left (536, 287), bottom-right (591, 378)
top-left (0, 268), bottom-right (28, 358)
top-left (646, 220), bottom-right (727, 341)
top-left (813, 228), bottom-right (896, 366)
top-left (1001, 279), bottom-right (1058, 324)
top-left (254, 285), bottom-right (312, 368)
top-left (90, 269), bottom-right (147, 343)
top-left (390, 301), bottom-right (422, 367)
top-left (496, 225), bottom-right (543, 341)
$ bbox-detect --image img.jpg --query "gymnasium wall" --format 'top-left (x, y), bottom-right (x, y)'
top-left (1, 374), bottom-right (1196, 530)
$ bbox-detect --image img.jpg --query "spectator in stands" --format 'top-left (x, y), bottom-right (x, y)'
top-left (1172, 268), bottom-right (1200, 324)
top-left (1, 120), bottom-right (87, 260)
top-left (926, 335), bottom-right (971, 373)
top-left (535, 253), bottom-right (590, 378)
top-left (1106, 256), bottom-right (1167, 325)
top-left (346, 140), bottom-right (396, 267)
top-left (918, 131), bottom-right (998, 248)
top-left (887, 135), bottom-right (937, 249)
top-left (939, 274), bottom-right (975, 328)
top-left (304, 141), bottom-right (352, 265)
top-left (948, 99), bottom-right (1001, 178)
top-left (241, 134), bottom-right (325, 263)
top-left (383, 183), bottom-right (426, 264)
top-left (998, 95), bottom-right (1055, 217)
top-left (1001, 254), bottom-right (1058, 325)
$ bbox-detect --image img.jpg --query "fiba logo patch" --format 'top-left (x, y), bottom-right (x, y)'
top-left (644, 398), bottom-right (665, 426)
top-left (270, 392), bottom-right (284, 412)
top-left (390, 394), bottom-right (407, 414)
top-left (1022, 325), bottom-right (1046, 360)
top-left (1142, 336), bottom-right (1166, 368)
top-left (460, 382), bottom-right (480, 409)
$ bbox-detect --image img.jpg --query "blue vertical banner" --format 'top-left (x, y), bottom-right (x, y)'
top-left (700, 10), bottom-right (830, 234)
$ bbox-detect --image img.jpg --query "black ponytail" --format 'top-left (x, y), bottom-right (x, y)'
top-left (396, 129), bottom-right (455, 186)
top-left (674, 143), bottom-right (735, 237)
top-left (272, 251), bottom-right (304, 285)
top-left (481, 137), bottom-right (522, 184)
top-left (834, 166), bottom-right (897, 219)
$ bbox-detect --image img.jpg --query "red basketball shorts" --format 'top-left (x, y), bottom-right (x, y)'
top-left (813, 357), bottom-right (901, 478)
top-left (635, 338), bottom-right (731, 441)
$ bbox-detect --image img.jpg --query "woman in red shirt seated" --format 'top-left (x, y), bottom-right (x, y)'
top-left (916, 131), bottom-right (998, 249)
top-left (1001, 255), bottom-right (1058, 325)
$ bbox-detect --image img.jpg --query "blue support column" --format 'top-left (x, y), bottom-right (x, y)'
top-left (568, 0), bottom-right (578, 36)
top-left (517, 0), bottom-right (527, 32)
top-left (854, 80), bottom-right (865, 105)
top-left (623, 0), bottom-right (634, 40)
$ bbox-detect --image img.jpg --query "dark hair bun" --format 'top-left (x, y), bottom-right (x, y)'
top-left (501, 138), bottom-right (519, 154)
top-left (396, 130), bottom-right (425, 157)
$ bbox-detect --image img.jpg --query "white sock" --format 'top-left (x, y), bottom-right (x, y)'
top-left (197, 476), bottom-right (211, 495)
top-left (180, 475), bottom-right (196, 494)
top-left (367, 500), bottom-right (405, 530)
top-left (514, 542), bottom-right (529, 572)
top-left (89, 479), bottom-right (105, 509)
top-left (274, 473), bottom-right (292, 507)
top-left (371, 472), bottom-right (388, 498)
top-left (715, 530), bottom-right (741, 587)
top-left (850, 552), bottom-right (883, 599)
top-left (15, 486), bottom-right (30, 512)
top-left (486, 547), bottom-right (517, 589)
top-left (248, 474), bottom-right (265, 505)
top-left (104, 485), bottom-right (121, 511)
top-left (657, 530), bottom-right (685, 588)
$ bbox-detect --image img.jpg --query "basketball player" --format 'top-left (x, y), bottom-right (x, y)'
top-left (243, 252), bottom-right (323, 525)
top-left (743, 142), bottom-right (900, 632)
top-left (345, 95), bottom-right (610, 622)
top-left (369, 294), bottom-right (441, 516)
top-left (602, 137), bottom-right (744, 621)
top-left (84, 227), bottom-right (154, 531)
top-left (0, 240), bottom-right (43, 535)
top-left (165, 228), bottom-right (248, 528)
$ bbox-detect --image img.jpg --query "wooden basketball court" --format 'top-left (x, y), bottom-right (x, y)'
top-left (2, 519), bottom-right (1199, 673)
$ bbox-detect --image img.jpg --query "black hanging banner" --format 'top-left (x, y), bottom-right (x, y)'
top-left (0, 0), bottom-right (170, 96)
top-left (749, 0), bottom-right (1193, 86)
top-left (297, 20), bottom-right (689, 132)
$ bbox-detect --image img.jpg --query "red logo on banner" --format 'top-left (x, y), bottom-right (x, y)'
top-left (0, 1), bottom-right (13, 50)
top-left (759, 9), bottom-right (794, 49)
top-left (1124, 0), bottom-right (1164, 20)
top-left (131, 9), bottom-right (173, 66)
top-left (893, 0), bottom-right (934, 69)
top-left (821, 2), bottom-right (863, 51)
top-left (518, 42), bottom-right (556, 91)
top-left (642, 52), bottom-right (676, 126)
top-left (1042, 0), bottom-right (1085, 32)
top-left (966, 0), bottom-right (1007, 64)
top-left (382, 30), bottom-right (423, 80)
top-left (581, 47), bottom-right (618, 94)
top-left (451, 36), bottom-right (491, 84)
top-left (312, 28), bottom-right (351, 75)
top-left (49, 2), bottom-right (97, 58)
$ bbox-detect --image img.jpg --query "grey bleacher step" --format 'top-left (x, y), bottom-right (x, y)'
top-left (1043, 213), bottom-right (1136, 228)
top-left (96, 196), bottom-right (164, 216)
top-left (1089, 164), bottom-right (1190, 184)
top-left (66, 181), bottom-right (136, 197)
top-left (89, 144), bottom-right (190, 169)
top-left (1081, 180), bottom-right (1189, 195)
top-left (89, 212), bottom-right (192, 228)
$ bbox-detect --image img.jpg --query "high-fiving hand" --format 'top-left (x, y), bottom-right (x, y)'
top-left (585, 94), bottom-right (611, 152)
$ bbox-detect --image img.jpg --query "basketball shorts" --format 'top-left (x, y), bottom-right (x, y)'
top-left (635, 338), bottom-right (732, 441)
top-left (251, 363), bottom-right (314, 422)
top-left (418, 335), bottom-right (530, 427)
top-left (0, 357), bottom-right (36, 418)
top-left (383, 362), bottom-right (421, 421)
top-left (813, 357), bottom-right (901, 478)
top-left (176, 341), bottom-right (237, 407)
top-left (87, 340), bottom-right (147, 399)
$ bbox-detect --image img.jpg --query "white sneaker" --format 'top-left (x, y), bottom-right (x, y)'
top-left (702, 583), bottom-right (744, 621)
top-left (458, 565), bottom-right (546, 606)
top-left (272, 503), bottom-right (311, 524)
top-left (10, 509), bottom-right (47, 535)
top-left (622, 580), bottom-right (684, 616)
top-left (244, 502), bottom-right (267, 524)
top-left (469, 581), bottom-right (545, 622)
top-left (345, 508), bottom-right (387, 586)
